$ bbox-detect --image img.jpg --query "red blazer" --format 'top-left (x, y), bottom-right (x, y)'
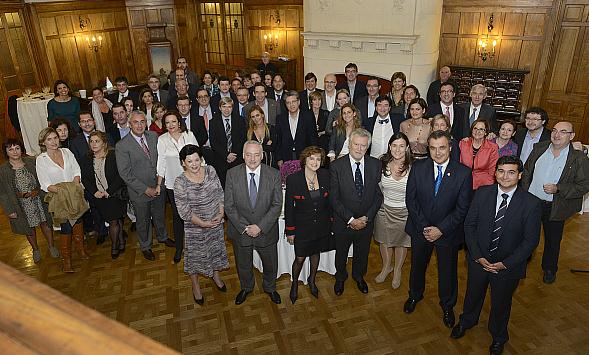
top-left (459, 138), bottom-right (498, 190)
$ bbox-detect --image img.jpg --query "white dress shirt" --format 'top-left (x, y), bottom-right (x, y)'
top-left (289, 111), bottom-right (299, 139)
top-left (469, 103), bottom-right (482, 122)
top-left (496, 186), bottom-right (516, 215)
top-left (325, 92), bottom-right (336, 111)
top-left (433, 158), bottom-right (450, 180)
top-left (370, 114), bottom-right (394, 159)
top-left (246, 164), bottom-right (261, 195)
top-left (347, 155), bottom-right (365, 224)
top-left (36, 148), bottom-right (81, 192)
top-left (156, 131), bottom-right (199, 189)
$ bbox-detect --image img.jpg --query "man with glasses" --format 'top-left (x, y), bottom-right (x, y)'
top-left (321, 74), bottom-right (338, 112)
top-left (147, 74), bottom-right (168, 104)
top-left (521, 121), bottom-right (589, 284)
top-left (427, 82), bottom-right (467, 140)
top-left (356, 76), bottom-right (381, 127)
top-left (336, 63), bottom-right (368, 105)
top-left (514, 107), bottom-right (551, 164)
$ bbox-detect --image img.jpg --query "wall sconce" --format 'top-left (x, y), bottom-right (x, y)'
top-left (270, 10), bottom-right (280, 25)
top-left (86, 35), bottom-right (103, 52)
top-left (478, 14), bottom-right (497, 62)
top-left (79, 15), bottom-right (90, 31)
top-left (264, 32), bottom-right (278, 52)
top-left (233, 19), bottom-right (239, 29)
top-left (209, 18), bottom-right (214, 28)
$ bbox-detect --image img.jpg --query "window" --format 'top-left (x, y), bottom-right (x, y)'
top-left (0, 11), bottom-right (37, 92)
top-left (200, 2), bottom-right (245, 71)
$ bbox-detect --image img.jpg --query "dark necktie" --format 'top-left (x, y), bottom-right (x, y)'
top-left (469, 107), bottom-right (477, 126)
top-left (379, 118), bottom-right (389, 124)
top-left (489, 193), bottom-right (509, 254)
top-left (153, 92), bottom-right (159, 102)
top-left (139, 137), bottom-right (150, 159)
top-left (277, 94), bottom-right (281, 101)
top-left (241, 106), bottom-right (245, 118)
top-left (434, 165), bottom-right (443, 196)
top-left (249, 172), bottom-right (257, 206)
top-left (354, 161), bottom-right (363, 197)
top-left (225, 118), bottom-right (232, 151)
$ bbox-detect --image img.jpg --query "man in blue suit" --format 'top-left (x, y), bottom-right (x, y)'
top-left (450, 155), bottom-right (541, 355)
top-left (404, 130), bottom-right (472, 328)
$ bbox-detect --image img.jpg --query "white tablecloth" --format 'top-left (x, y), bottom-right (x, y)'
top-left (17, 96), bottom-right (52, 155)
top-left (253, 219), bottom-right (353, 284)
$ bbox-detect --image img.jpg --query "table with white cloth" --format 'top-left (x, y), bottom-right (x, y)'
top-left (253, 219), bottom-right (353, 284)
top-left (16, 94), bottom-right (53, 156)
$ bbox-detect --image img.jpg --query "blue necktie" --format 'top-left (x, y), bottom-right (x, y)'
top-left (489, 193), bottom-right (509, 254)
top-left (469, 107), bottom-right (477, 126)
top-left (249, 172), bottom-right (257, 206)
top-left (434, 165), bottom-right (443, 196)
top-left (354, 162), bottom-right (363, 197)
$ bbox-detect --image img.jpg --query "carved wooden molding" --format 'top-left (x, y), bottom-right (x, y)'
top-left (302, 31), bottom-right (418, 54)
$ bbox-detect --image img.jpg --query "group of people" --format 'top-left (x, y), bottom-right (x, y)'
top-left (3, 57), bottom-right (589, 355)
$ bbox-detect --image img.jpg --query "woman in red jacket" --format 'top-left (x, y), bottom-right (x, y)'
top-left (459, 119), bottom-right (499, 190)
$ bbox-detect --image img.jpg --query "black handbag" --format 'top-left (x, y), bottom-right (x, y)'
top-left (111, 186), bottom-right (129, 201)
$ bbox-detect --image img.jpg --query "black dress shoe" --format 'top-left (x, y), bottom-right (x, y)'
top-left (159, 238), bottom-right (175, 248)
top-left (489, 341), bottom-right (504, 355)
top-left (173, 250), bottom-right (182, 264)
top-left (543, 270), bottom-right (556, 284)
top-left (142, 249), bottom-right (156, 261)
top-left (111, 248), bottom-right (120, 260)
top-left (403, 298), bottom-right (418, 313)
top-left (443, 309), bottom-right (455, 328)
top-left (450, 323), bottom-right (467, 339)
top-left (267, 291), bottom-right (281, 304)
top-left (334, 280), bottom-right (345, 296)
top-left (193, 294), bottom-right (204, 306)
top-left (308, 281), bottom-right (319, 299)
top-left (355, 278), bottom-right (369, 294)
top-left (215, 282), bottom-right (227, 292)
top-left (289, 282), bottom-right (298, 304)
top-left (235, 289), bottom-right (251, 305)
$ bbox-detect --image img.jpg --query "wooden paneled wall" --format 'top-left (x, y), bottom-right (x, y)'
top-left (244, 2), bottom-right (304, 89)
top-left (32, 0), bottom-right (136, 91)
top-left (439, 0), bottom-right (558, 117)
top-left (540, 0), bottom-right (589, 142)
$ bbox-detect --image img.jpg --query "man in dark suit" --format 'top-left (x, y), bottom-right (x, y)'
top-left (167, 56), bottom-right (200, 89)
top-left (234, 86), bottom-right (251, 119)
top-left (450, 155), bottom-right (541, 355)
top-left (404, 130), bottom-right (472, 328)
top-left (209, 97), bottom-right (246, 187)
top-left (244, 83), bottom-right (279, 125)
top-left (459, 84), bottom-right (497, 133)
top-left (427, 82), bottom-right (468, 141)
top-left (336, 63), bottom-right (368, 105)
top-left (166, 79), bottom-right (195, 110)
top-left (107, 104), bottom-right (131, 143)
top-left (356, 76), bottom-right (381, 127)
top-left (521, 121), bottom-right (589, 284)
top-left (224, 141), bottom-right (283, 305)
top-left (107, 76), bottom-right (139, 106)
top-left (513, 107), bottom-right (551, 164)
top-left (275, 91), bottom-right (318, 167)
top-left (176, 96), bottom-right (208, 147)
top-left (330, 128), bottom-right (383, 295)
top-left (299, 72), bottom-right (323, 112)
top-left (115, 111), bottom-right (174, 261)
top-left (426, 65), bottom-right (452, 107)
top-left (210, 76), bottom-right (237, 115)
top-left (147, 74), bottom-right (168, 104)
top-left (267, 73), bottom-right (287, 116)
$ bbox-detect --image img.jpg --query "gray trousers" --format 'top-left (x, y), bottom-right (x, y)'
top-left (131, 194), bottom-right (168, 251)
top-left (233, 242), bottom-right (278, 293)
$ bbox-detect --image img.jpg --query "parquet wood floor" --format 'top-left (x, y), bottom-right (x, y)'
top-left (1, 210), bottom-right (588, 354)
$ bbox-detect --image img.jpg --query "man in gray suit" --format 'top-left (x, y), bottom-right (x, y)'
top-left (147, 74), bottom-right (168, 104)
top-left (115, 110), bottom-right (174, 261)
top-left (224, 140), bottom-right (283, 305)
top-left (459, 84), bottom-right (497, 134)
top-left (244, 82), bottom-right (279, 125)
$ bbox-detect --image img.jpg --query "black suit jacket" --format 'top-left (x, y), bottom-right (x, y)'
top-left (284, 168), bottom-right (332, 238)
top-left (210, 92), bottom-right (237, 116)
top-left (275, 110), bottom-right (318, 162)
top-left (329, 154), bottom-right (383, 235)
top-left (80, 150), bottom-right (126, 197)
top-left (107, 91), bottom-right (139, 107)
top-left (405, 158), bottom-right (473, 246)
top-left (464, 185), bottom-right (541, 279)
top-left (513, 127), bottom-right (551, 158)
top-left (459, 102), bottom-right (498, 133)
top-left (427, 102), bottom-right (468, 141)
top-left (208, 112), bottom-right (246, 181)
top-left (355, 95), bottom-right (376, 127)
top-left (365, 113), bottom-right (404, 136)
top-left (182, 108), bottom-right (209, 148)
top-left (336, 80), bottom-right (368, 105)
top-left (69, 134), bottom-right (90, 163)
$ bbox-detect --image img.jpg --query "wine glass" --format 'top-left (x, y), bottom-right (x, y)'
top-left (23, 87), bottom-right (32, 100)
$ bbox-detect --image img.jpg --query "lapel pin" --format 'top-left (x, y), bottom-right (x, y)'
top-left (447, 172), bottom-right (451, 176)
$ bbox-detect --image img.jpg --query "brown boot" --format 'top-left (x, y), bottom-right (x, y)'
top-left (72, 223), bottom-right (90, 259)
top-left (59, 234), bottom-right (74, 273)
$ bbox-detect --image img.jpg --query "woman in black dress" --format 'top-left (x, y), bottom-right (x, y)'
top-left (284, 146), bottom-right (331, 304)
top-left (80, 131), bottom-right (128, 259)
top-left (309, 91), bottom-right (329, 152)
top-left (246, 105), bottom-right (278, 168)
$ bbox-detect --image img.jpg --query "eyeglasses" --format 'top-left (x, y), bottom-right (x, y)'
top-left (551, 129), bottom-right (573, 135)
top-left (197, 95), bottom-right (209, 99)
top-left (324, 81), bottom-right (336, 84)
top-left (440, 90), bottom-right (454, 94)
top-left (525, 117), bottom-right (542, 121)
top-left (473, 127), bottom-right (487, 132)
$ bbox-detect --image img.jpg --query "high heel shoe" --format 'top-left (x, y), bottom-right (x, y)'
top-left (193, 294), bottom-right (204, 306)
top-left (215, 281), bottom-right (227, 292)
top-left (391, 271), bottom-right (402, 290)
top-left (307, 276), bottom-right (319, 299)
top-left (289, 282), bottom-right (298, 304)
